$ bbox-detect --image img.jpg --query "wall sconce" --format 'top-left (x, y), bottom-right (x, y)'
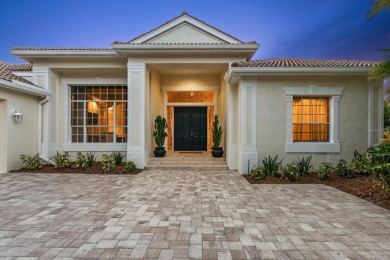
top-left (12, 108), bottom-right (23, 123)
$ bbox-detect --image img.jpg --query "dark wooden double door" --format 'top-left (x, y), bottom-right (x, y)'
top-left (174, 107), bottom-right (207, 151)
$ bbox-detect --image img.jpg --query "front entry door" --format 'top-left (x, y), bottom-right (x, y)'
top-left (174, 107), bottom-right (207, 151)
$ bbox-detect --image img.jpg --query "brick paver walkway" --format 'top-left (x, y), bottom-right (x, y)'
top-left (0, 170), bottom-right (389, 259)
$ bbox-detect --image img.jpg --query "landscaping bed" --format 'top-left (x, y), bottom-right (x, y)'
top-left (245, 173), bottom-right (390, 210)
top-left (12, 162), bottom-right (142, 175)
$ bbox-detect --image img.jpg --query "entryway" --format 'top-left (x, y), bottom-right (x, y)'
top-left (174, 107), bottom-right (207, 151)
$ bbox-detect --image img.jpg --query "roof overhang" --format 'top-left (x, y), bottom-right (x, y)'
top-left (0, 79), bottom-right (50, 97)
top-left (112, 43), bottom-right (259, 60)
top-left (225, 67), bottom-right (375, 84)
top-left (10, 49), bottom-right (122, 63)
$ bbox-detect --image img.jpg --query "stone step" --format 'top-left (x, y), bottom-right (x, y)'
top-left (147, 160), bottom-right (227, 166)
top-left (144, 165), bottom-right (229, 171)
top-left (149, 156), bottom-right (225, 161)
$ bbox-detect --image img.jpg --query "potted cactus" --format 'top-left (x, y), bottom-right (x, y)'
top-left (211, 115), bottom-right (224, 157)
top-left (153, 115), bottom-right (168, 157)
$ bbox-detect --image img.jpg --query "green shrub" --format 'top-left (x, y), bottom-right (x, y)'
top-left (370, 163), bottom-right (390, 194)
top-left (124, 161), bottom-right (137, 172)
top-left (278, 163), bottom-right (300, 181)
top-left (51, 151), bottom-right (71, 168)
top-left (250, 167), bottom-right (266, 180)
top-left (317, 162), bottom-right (334, 180)
top-left (350, 150), bottom-right (371, 175)
top-left (262, 155), bottom-right (283, 176)
top-left (20, 154), bottom-right (42, 171)
top-left (76, 152), bottom-right (96, 169)
top-left (335, 159), bottom-right (355, 179)
top-left (296, 155), bottom-right (313, 176)
top-left (111, 151), bottom-right (124, 165)
top-left (102, 154), bottom-right (116, 172)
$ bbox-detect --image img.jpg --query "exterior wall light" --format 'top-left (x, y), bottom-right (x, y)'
top-left (12, 108), bottom-right (23, 123)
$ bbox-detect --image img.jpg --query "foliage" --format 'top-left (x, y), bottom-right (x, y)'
top-left (278, 163), bottom-right (300, 181)
top-left (101, 154), bottom-right (116, 172)
top-left (20, 154), bottom-right (42, 171)
top-left (76, 152), bottom-right (96, 169)
top-left (368, 0), bottom-right (390, 18)
top-left (51, 151), bottom-right (71, 168)
top-left (317, 162), bottom-right (334, 180)
top-left (124, 161), bottom-right (137, 172)
top-left (335, 159), bottom-right (355, 179)
top-left (111, 151), bottom-right (124, 165)
top-left (153, 115), bottom-right (168, 148)
top-left (262, 155), bottom-right (283, 177)
top-left (367, 143), bottom-right (390, 194)
top-left (367, 143), bottom-right (390, 164)
top-left (384, 102), bottom-right (390, 129)
top-left (370, 163), bottom-right (390, 194)
top-left (250, 167), bottom-right (266, 180)
top-left (383, 127), bottom-right (390, 143)
top-left (350, 150), bottom-right (371, 175)
top-left (296, 155), bottom-right (313, 176)
top-left (212, 115), bottom-right (223, 149)
top-left (370, 58), bottom-right (390, 80)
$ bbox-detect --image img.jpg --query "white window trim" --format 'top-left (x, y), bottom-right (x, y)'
top-left (62, 83), bottom-right (128, 152)
top-left (283, 85), bottom-right (344, 153)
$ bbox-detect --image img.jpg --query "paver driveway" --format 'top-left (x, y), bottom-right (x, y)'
top-left (0, 170), bottom-right (389, 259)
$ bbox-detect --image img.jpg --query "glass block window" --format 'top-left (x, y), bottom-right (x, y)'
top-left (70, 86), bottom-right (127, 143)
top-left (293, 97), bottom-right (329, 142)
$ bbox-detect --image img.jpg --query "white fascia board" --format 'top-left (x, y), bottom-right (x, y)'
top-left (130, 15), bottom-right (242, 44)
top-left (113, 43), bottom-right (259, 51)
top-left (0, 79), bottom-right (50, 97)
top-left (10, 49), bottom-right (120, 59)
top-left (226, 67), bottom-right (373, 84)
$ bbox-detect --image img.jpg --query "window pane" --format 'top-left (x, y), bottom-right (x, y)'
top-left (70, 86), bottom-right (128, 144)
top-left (292, 97), bottom-right (329, 142)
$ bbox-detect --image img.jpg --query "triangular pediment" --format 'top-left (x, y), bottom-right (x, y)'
top-left (145, 22), bottom-right (226, 44)
top-left (126, 12), bottom-right (243, 44)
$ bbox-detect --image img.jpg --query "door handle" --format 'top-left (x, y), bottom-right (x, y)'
top-left (190, 131), bottom-right (193, 138)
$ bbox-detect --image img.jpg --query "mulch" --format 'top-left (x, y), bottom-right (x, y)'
top-left (245, 173), bottom-right (390, 211)
top-left (11, 162), bottom-right (142, 175)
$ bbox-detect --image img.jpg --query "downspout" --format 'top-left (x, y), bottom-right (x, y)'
top-left (38, 96), bottom-right (52, 163)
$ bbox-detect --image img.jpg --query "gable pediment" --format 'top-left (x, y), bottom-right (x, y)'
top-left (145, 22), bottom-right (226, 44)
top-left (126, 12), bottom-right (243, 45)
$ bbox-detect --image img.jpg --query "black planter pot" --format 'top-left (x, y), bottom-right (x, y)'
top-left (211, 147), bottom-right (224, 157)
top-left (154, 147), bottom-right (166, 157)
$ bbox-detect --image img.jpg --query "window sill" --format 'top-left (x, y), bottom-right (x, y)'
top-left (286, 142), bottom-right (340, 153)
top-left (63, 143), bottom-right (127, 152)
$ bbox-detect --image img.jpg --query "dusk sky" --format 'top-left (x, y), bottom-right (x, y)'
top-left (0, 0), bottom-right (389, 64)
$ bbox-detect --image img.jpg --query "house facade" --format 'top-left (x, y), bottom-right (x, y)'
top-left (0, 12), bottom-right (383, 174)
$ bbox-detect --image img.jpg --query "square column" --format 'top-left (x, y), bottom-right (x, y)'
top-left (226, 83), bottom-right (238, 170)
top-left (127, 63), bottom-right (149, 168)
top-left (237, 77), bottom-right (258, 175)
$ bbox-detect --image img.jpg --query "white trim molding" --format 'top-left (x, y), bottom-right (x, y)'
top-left (283, 86), bottom-right (344, 153)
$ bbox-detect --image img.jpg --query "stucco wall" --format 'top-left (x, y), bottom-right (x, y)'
top-left (0, 88), bottom-right (41, 172)
top-left (256, 76), bottom-right (370, 168)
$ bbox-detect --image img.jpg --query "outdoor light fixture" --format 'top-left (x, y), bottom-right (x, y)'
top-left (12, 108), bottom-right (23, 123)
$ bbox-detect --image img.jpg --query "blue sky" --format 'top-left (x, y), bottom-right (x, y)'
top-left (0, 0), bottom-right (389, 64)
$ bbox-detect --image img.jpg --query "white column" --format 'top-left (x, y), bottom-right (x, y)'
top-left (237, 77), bottom-right (258, 175)
top-left (368, 80), bottom-right (384, 146)
top-left (33, 68), bottom-right (58, 159)
top-left (127, 63), bottom-right (148, 168)
top-left (226, 83), bottom-right (238, 169)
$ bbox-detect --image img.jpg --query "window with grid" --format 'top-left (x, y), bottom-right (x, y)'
top-left (293, 97), bottom-right (329, 142)
top-left (70, 86), bottom-right (127, 143)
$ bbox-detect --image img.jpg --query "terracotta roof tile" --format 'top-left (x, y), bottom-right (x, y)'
top-left (114, 12), bottom-right (248, 44)
top-left (231, 58), bottom-right (379, 67)
top-left (0, 61), bottom-right (34, 85)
